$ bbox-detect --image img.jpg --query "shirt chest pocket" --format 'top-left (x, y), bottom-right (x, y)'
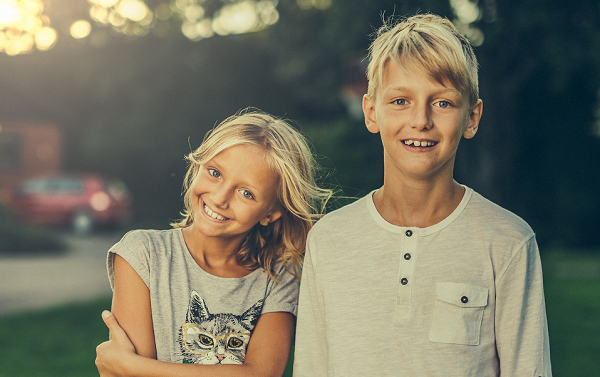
top-left (429, 282), bottom-right (489, 346)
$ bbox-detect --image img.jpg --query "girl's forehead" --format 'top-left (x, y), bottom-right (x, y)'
top-left (211, 144), bottom-right (269, 164)
top-left (211, 145), bottom-right (278, 183)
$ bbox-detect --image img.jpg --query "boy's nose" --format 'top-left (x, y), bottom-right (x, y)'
top-left (410, 104), bottom-right (433, 130)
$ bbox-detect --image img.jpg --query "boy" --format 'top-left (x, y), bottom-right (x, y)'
top-left (293, 14), bottom-right (551, 376)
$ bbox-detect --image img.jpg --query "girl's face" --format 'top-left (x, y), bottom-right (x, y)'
top-left (188, 144), bottom-right (282, 243)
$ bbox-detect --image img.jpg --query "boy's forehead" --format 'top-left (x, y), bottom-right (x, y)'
top-left (379, 60), bottom-right (461, 96)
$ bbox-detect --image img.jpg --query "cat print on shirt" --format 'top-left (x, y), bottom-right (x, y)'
top-left (178, 290), bottom-right (264, 364)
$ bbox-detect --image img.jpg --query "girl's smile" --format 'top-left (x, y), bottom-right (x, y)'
top-left (202, 200), bottom-right (230, 222)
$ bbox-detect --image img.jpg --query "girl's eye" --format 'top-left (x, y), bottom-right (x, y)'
top-left (436, 100), bottom-right (452, 108)
top-left (208, 168), bottom-right (220, 178)
top-left (394, 98), bottom-right (407, 105)
top-left (240, 189), bottom-right (254, 199)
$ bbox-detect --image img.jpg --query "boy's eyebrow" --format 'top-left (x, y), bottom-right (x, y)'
top-left (383, 86), bottom-right (464, 102)
top-left (384, 86), bottom-right (462, 96)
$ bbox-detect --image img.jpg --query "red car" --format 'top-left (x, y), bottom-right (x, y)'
top-left (9, 174), bottom-right (132, 234)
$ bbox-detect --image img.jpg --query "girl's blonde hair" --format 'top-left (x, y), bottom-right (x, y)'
top-left (367, 14), bottom-right (479, 107)
top-left (172, 109), bottom-right (332, 279)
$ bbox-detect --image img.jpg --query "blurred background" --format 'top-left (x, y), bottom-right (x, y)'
top-left (0, 0), bottom-right (599, 375)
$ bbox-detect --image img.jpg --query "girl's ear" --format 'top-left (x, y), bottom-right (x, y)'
top-left (363, 94), bottom-right (380, 134)
top-left (261, 210), bottom-right (282, 226)
top-left (463, 99), bottom-right (483, 139)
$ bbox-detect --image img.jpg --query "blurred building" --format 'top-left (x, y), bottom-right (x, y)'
top-left (341, 53), bottom-right (369, 121)
top-left (0, 121), bottom-right (61, 201)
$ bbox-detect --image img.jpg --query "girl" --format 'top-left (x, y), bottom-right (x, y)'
top-left (95, 110), bottom-right (331, 377)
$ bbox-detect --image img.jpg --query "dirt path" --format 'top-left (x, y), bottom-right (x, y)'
top-left (0, 232), bottom-right (122, 315)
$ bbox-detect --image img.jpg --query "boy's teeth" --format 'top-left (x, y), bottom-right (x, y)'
top-left (404, 140), bottom-right (434, 147)
top-left (204, 204), bottom-right (227, 220)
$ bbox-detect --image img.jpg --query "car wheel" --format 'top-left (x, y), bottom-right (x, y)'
top-left (72, 210), bottom-right (94, 235)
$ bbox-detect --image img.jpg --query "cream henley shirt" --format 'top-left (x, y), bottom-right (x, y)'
top-left (293, 187), bottom-right (551, 376)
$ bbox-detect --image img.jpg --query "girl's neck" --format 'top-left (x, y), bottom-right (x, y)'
top-left (181, 226), bottom-right (255, 278)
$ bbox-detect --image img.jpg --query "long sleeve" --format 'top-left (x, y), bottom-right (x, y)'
top-left (293, 234), bottom-right (328, 377)
top-left (495, 236), bottom-right (552, 376)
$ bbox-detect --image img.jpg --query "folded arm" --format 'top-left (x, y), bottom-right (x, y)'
top-left (96, 254), bottom-right (295, 377)
top-left (96, 309), bottom-right (295, 377)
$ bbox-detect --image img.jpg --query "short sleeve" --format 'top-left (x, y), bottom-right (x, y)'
top-left (261, 264), bottom-right (300, 316)
top-left (107, 230), bottom-right (152, 290)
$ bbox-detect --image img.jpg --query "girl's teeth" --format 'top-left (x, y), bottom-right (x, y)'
top-left (204, 204), bottom-right (227, 220)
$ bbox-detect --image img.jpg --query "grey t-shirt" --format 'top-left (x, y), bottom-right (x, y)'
top-left (107, 228), bottom-right (299, 364)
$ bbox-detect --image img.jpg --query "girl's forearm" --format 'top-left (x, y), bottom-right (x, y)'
top-left (124, 353), bottom-right (278, 377)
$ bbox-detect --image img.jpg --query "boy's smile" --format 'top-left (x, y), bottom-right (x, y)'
top-left (363, 61), bottom-right (482, 182)
top-left (402, 139), bottom-right (437, 148)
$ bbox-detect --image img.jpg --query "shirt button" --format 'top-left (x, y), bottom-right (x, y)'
top-left (401, 278), bottom-right (408, 285)
top-left (461, 296), bottom-right (469, 303)
top-left (404, 253), bottom-right (411, 260)
top-left (405, 230), bottom-right (413, 237)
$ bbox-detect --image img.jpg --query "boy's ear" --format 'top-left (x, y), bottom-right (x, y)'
top-left (363, 94), bottom-right (380, 134)
top-left (463, 99), bottom-right (483, 139)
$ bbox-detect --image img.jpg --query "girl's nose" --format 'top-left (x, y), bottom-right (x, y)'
top-left (211, 187), bottom-right (230, 209)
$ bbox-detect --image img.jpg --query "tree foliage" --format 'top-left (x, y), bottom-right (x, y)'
top-left (0, 0), bottom-right (599, 246)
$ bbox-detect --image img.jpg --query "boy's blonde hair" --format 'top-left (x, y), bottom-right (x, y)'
top-left (366, 14), bottom-right (479, 107)
top-left (172, 109), bottom-right (332, 279)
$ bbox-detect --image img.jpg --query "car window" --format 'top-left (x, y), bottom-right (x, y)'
top-left (21, 178), bottom-right (83, 194)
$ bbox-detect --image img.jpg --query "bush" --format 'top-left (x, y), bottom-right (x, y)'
top-left (0, 203), bottom-right (66, 253)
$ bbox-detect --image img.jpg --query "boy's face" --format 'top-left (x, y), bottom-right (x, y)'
top-left (363, 61), bottom-right (482, 182)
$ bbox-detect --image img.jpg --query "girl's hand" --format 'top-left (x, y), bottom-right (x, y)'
top-left (95, 311), bottom-right (137, 377)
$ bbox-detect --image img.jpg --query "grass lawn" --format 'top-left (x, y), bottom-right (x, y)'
top-left (0, 249), bottom-right (598, 376)
top-left (543, 249), bottom-right (600, 376)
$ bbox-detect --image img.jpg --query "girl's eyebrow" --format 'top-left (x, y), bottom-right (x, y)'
top-left (208, 157), bottom-right (263, 196)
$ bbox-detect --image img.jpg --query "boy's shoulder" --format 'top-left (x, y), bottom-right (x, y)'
top-left (466, 189), bottom-right (535, 241)
top-left (311, 194), bottom-right (371, 233)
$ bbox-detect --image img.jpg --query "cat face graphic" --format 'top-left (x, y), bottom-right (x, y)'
top-left (178, 290), bottom-right (264, 364)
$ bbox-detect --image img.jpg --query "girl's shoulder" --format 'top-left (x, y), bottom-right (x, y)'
top-left (112, 228), bottom-right (184, 257)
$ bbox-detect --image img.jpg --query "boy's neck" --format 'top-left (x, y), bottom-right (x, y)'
top-left (372, 177), bottom-right (465, 228)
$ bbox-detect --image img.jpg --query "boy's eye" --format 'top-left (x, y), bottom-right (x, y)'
top-left (436, 100), bottom-right (452, 108)
top-left (394, 99), bottom-right (407, 105)
top-left (241, 189), bottom-right (254, 199)
top-left (208, 168), bottom-right (220, 178)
